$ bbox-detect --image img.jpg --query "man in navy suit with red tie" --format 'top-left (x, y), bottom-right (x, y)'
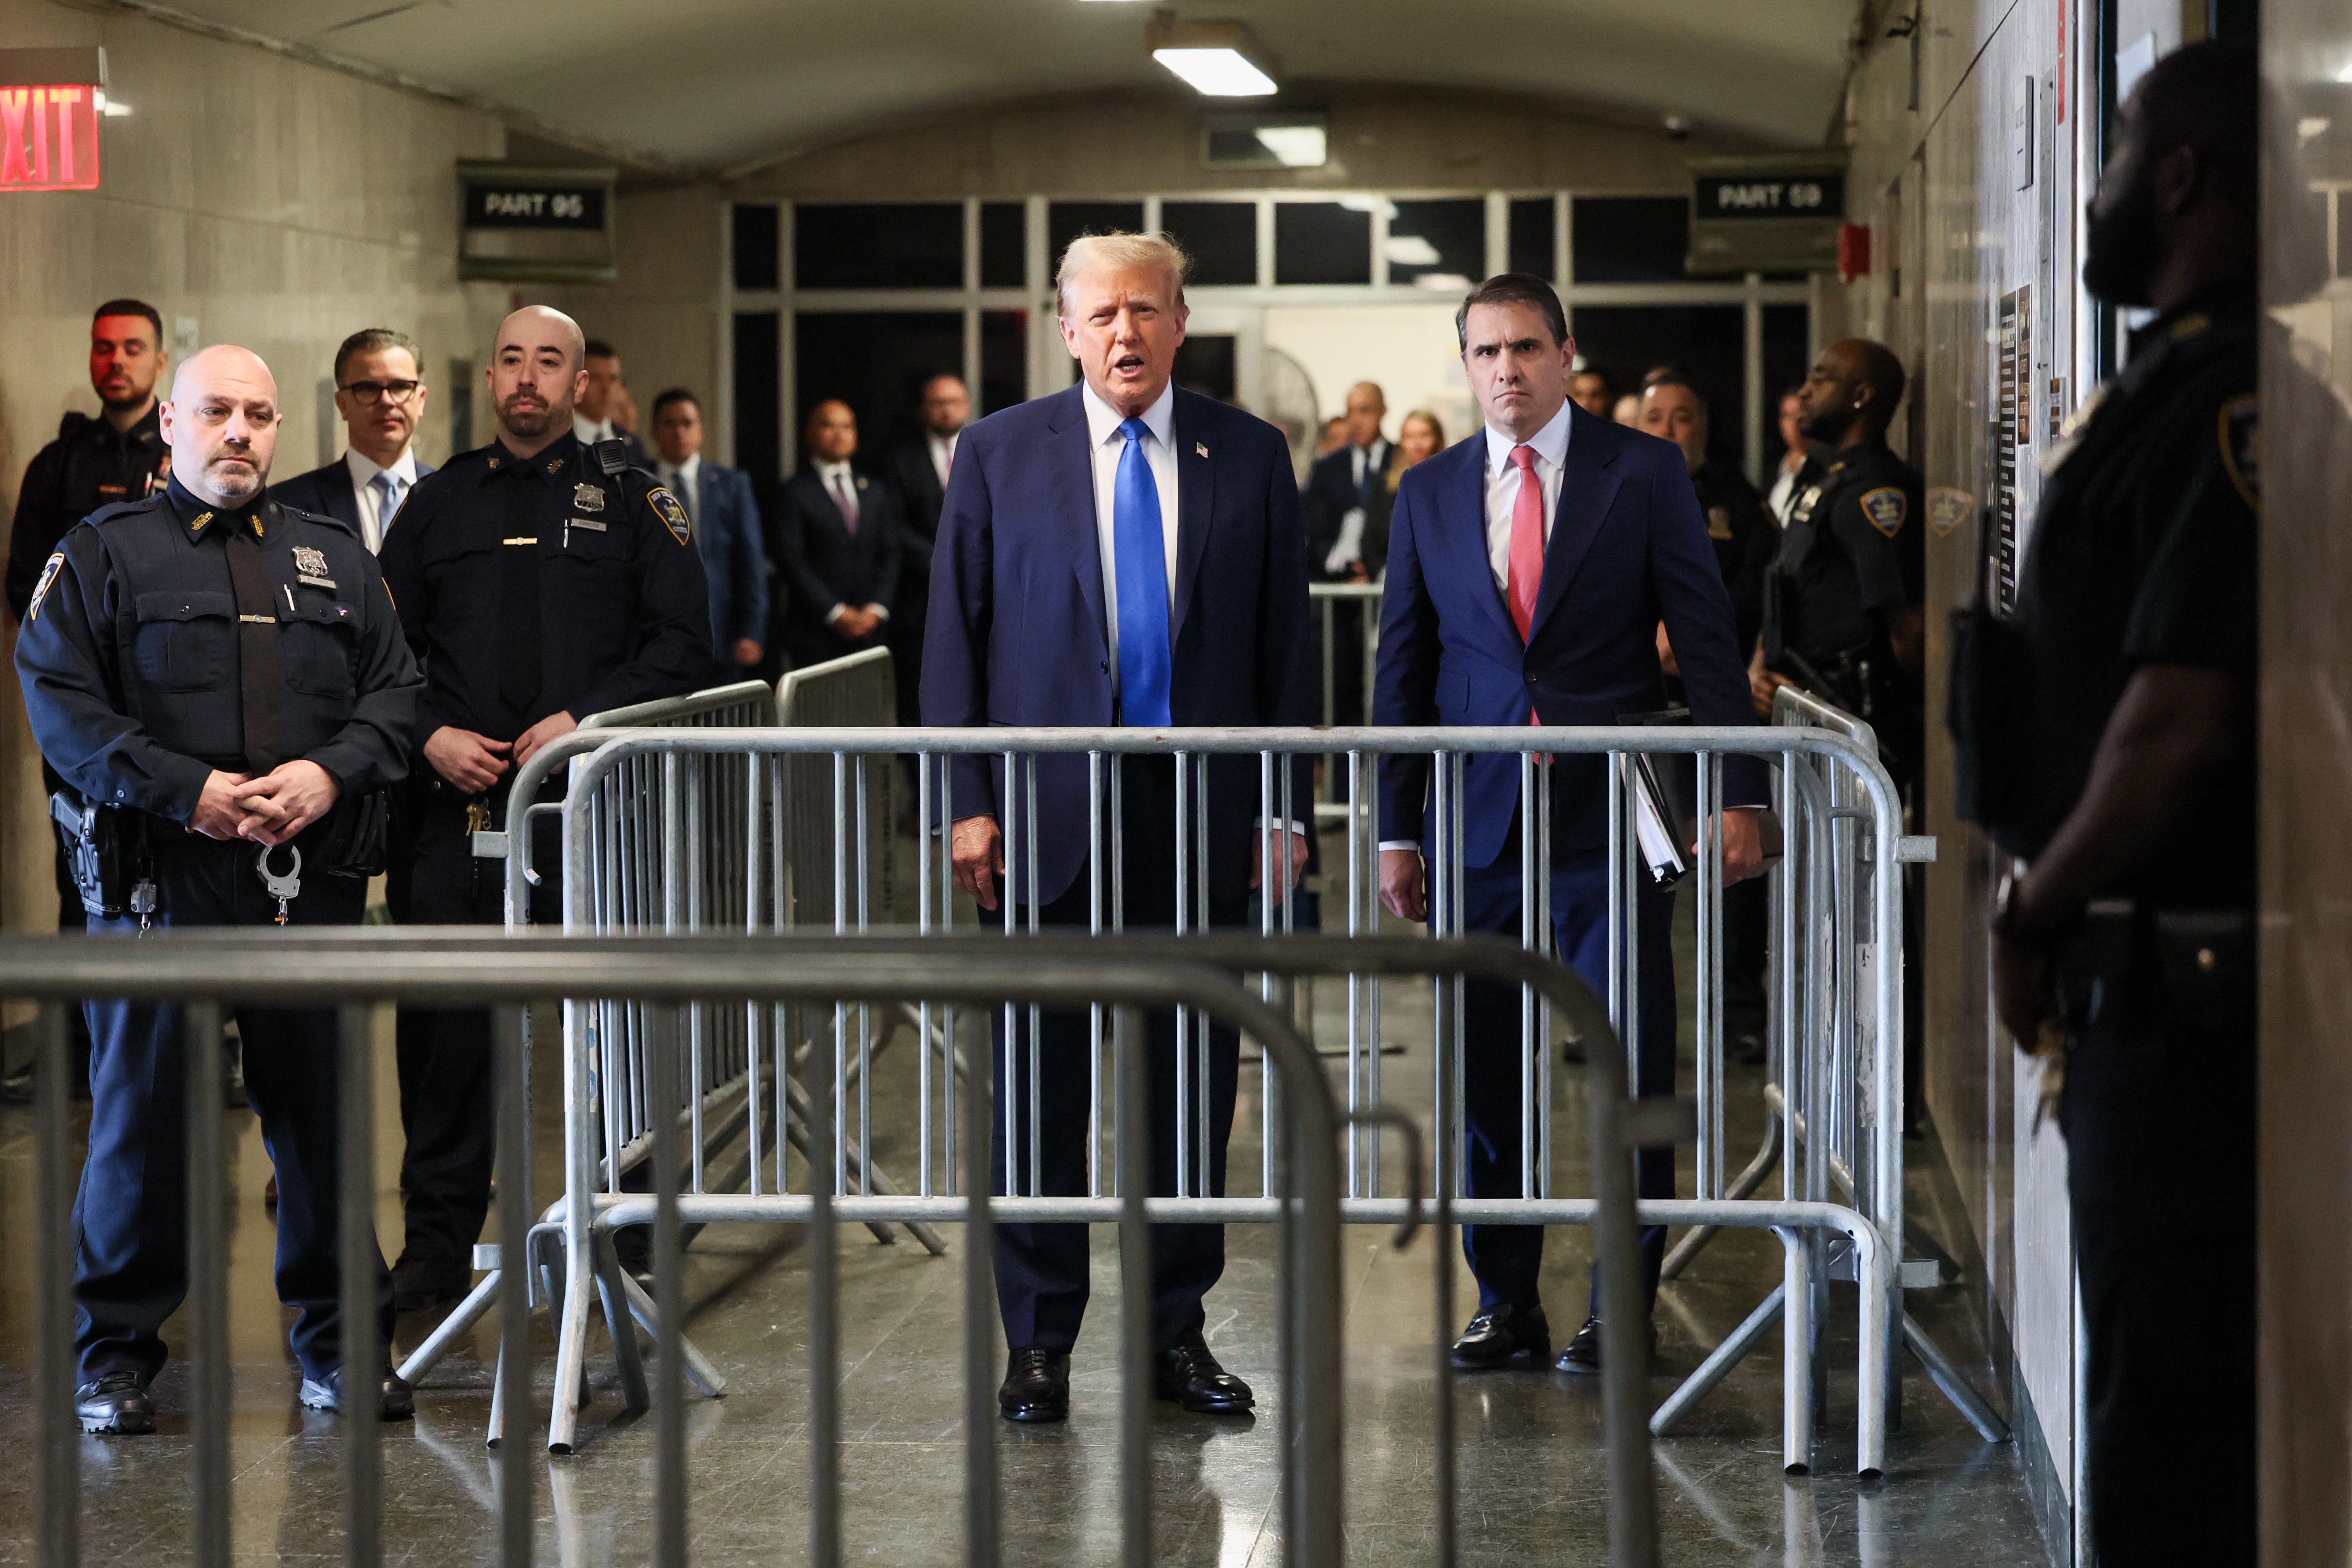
top-left (1374, 273), bottom-right (1766, 1375)
top-left (923, 231), bottom-right (1312, 1425)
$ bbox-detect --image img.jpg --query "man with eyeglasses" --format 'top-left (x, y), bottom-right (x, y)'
top-left (270, 329), bottom-right (434, 554)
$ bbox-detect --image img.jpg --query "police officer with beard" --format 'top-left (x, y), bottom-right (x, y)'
top-left (14, 345), bottom-right (421, 1433)
top-left (377, 306), bottom-right (710, 1308)
top-left (1953, 42), bottom-right (2261, 1562)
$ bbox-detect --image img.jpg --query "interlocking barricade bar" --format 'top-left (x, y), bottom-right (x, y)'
top-left (5, 929), bottom-right (1655, 1568)
top-left (494, 721), bottom-right (1953, 1479)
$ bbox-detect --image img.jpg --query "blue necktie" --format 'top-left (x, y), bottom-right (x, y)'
top-left (1113, 416), bottom-right (1172, 727)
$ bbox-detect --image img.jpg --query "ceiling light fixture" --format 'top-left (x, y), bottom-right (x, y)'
top-left (1147, 13), bottom-right (1279, 98)
top-left (1252, 123), bottom-right (1325, 166)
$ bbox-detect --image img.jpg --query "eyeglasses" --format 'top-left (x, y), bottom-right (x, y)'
top-left (340, 379), bottom-right (422, 405)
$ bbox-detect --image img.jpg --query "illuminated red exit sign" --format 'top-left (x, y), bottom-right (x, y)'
top-left (0, 48), bottom-right (104, 193)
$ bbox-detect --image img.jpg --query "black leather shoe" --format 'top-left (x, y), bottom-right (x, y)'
top-left (1555, 1316), bottom-right (1656, 1375)
top-left (390, 1246), bottom-right (468, 1312)
top-left (1154, 1334), bottom-right (1254, 1414)
top-left (998, 1346), bottom-right (1070, 1423)
top-left (299, 1368), bottom-right (416, 1421)
top-left (75, 1371), bottom-right (155, 1435)
top-left (1450, 1303), bottom-right (1552, 1370)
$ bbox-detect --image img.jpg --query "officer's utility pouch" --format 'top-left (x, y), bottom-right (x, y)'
top-left (48, 792), bottom-right (155, 921)
top-left (2150, 908), bottom-right (2254, 1034)
top-left (316, 785), bottom-right (392, 879)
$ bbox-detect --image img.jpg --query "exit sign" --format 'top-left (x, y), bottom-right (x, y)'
top-left (0, 49), bottom-right (104, 193)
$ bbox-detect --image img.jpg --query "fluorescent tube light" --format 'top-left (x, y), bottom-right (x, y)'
top-left (1154, 46), bottom-right (1275, 96)
top-left (1252, 124), bottom-right (1325, 166)
top-left (1382, 235), bottom-right (1441, 266)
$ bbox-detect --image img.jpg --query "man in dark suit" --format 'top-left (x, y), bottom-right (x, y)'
top-left (886, 374), bottom-right (968, 723)
top-left (1374, 273), bottom-right (1766, 1375)
top-left (771, 399), bottom-right (901, 671)
top-left (268, 328), bottom-right (434, 554)
top-left (650, 387), bottom-right (768, 677)
top-left (1299, 381), bottom-right (1388, 724)
top-left (573, 339), bottom-right (647, 467)
top-left (924, 231), bottom-right (1312, 1426)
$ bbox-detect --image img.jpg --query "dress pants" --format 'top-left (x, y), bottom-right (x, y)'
top-left (991, 756), bottom-right (1246, 1353)
top-left (2061, 923), bottom-right (2255, 1565)
top-left (1457, 847), bottom-right (1677, 1317)
top-left (77, 830), bottom-right (391, 1385)
top-left (386, 778), bottom-right (561, 1263)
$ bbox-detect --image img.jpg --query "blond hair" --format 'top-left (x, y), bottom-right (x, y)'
top-left (1055, 231), bottom-right (1191, 320)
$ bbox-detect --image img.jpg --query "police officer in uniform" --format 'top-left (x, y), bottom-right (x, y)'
top-left (13, 345), bottom-right (420, 1433)
top-left (377, 306), bottom-right (711, 1308)
top-left (7, 301), bottom-right (174, 1093)
top-left (1753, 339), bottom-right (1926, 779)
top-left (1955, 43), bottom-right (2259, 1563)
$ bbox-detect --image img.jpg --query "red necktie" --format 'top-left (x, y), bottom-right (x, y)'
top-left (1505, 445), bottom-right (1544, 642)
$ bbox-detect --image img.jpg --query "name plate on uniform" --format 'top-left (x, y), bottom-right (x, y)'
top-left (456, 161), bottom-right (616, 284)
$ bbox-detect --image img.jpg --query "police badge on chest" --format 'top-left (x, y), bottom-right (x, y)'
top-left (292, 544), bottom-right (336, 589)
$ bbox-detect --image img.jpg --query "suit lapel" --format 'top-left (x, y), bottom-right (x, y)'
top-left (1169, 392), bottom-right (1213, 645)
top-left (1529, 410), bottom-right (1624, 638)
top-left (1044, 388), bottom-right (1109, 656)
top-left (1439, 439), bottom-right (1521, 647)
top-left (332, 466), bottom-right (363, 530)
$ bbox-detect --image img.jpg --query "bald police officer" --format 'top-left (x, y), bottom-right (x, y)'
top-left (15, 345), bottom-right (421, 1433)
top-left (377, 306), bottom-right (711, 1308)
top-left (1957, 42), bottom-right (2261, 1562)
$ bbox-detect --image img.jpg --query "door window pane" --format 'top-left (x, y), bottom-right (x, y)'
top-left (1048, 202), bottom-right (1146, 271)
top-left (733, 204), bottom-right (780, 292)
top-left (1568, 305), bottom-right (1744, 468)
top-left (1764, 304), bottom-right (1812, 475)
top-left (1572, 195), bottom-right (1692, 283)
top-left (795, 311), bottom-right (963, 459)
top-left (1386, 198), bottom-right (1483, 289)
top-left (1275, 202), bottom-right (1372, 286)
top-left (981, 311), bottom-right (1026, 414)
top-left (732, 311), bottom-right (780, 483)
top-left (1174, 335), bottom-right (1237, 403)
top-left (795, 203), bottom-right (963, 290)
top-left (980, 202), bottom-right (1026, 290)
top-left (1507, 197), bottom-right (1557, 280)
top-left (1161, 201), bottom-right (1258, 286)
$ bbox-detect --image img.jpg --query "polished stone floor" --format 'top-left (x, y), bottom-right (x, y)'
top-left (0, 904), bottom-right (2052, 1565)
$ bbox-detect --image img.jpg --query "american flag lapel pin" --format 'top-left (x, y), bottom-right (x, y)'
top-left (1196, 442), bottom-right (1209, 459)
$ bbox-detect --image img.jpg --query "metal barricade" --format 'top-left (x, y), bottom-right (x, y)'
top-left (501, 722), bottom-right (1940, 1477)
top-left (18, 929), bottom-right (1604, 1567)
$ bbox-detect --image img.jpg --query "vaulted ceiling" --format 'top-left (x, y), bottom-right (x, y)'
top-left (152, 0), bottom-right (1859, 171)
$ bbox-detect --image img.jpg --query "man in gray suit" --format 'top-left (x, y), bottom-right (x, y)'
top-left (269, 328), bottom-right (434, 553)
top-left (651, 387), bottom-right (768, 675)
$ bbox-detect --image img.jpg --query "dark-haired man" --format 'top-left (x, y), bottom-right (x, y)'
top-left (1375, 272), bottom-right (1764, 1374)
top-left (573, 338), bottom-right (647, 466)
top-left (270, 329), bottom-right (433, 553)
top-left (650, 387), bottom-right (768, 674)
top-left (773, 399), bottom-right (902, 671)
top-left (1568, 364), bottom-right (1615, 421)
top-left (886, 374), bottom-right (969, 723)
top-left (1957, 40), bottom-right (2260, 1563)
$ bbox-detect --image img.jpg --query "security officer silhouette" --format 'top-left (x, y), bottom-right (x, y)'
top-left (1956, 42), bottom-right (2264, 1564)
top-left (13, 344), bottom-right (422, 1434)
top-left (1752, 338), bottom-right (1926, 785)
top-left (377, 306), bottom-right (710, 1308)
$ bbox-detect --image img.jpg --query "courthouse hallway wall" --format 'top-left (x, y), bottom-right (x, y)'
top-left (0, 1), bottom-right (514, 961)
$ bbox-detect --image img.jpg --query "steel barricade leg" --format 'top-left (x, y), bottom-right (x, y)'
top-left (34, 1000), bottom-right (78, 1568)
top-left (338, 1002), bottom-right (384, 1568)
top-left (1116, 1005), bottom-right (1153, 1568)
top-left (494, 1006), bottom-right (536, 1563)
top-left (186, 999), bottom-right (230, 1568)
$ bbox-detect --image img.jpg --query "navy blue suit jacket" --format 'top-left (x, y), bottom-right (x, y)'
top-left (921, 384), bottom-right (1313, 907)
top-left (673, 460), bottom-right (768, 665)
top-left (1373, 406), bottom-right (1763, 868)
top-left (268, 453), bottom-right (436, 545)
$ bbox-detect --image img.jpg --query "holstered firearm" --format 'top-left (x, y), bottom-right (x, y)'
top-left (49, 792), bottom-right (156, 923)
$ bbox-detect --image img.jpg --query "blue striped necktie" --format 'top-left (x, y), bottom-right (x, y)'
top-left (1113, 416), bottom-right (1171, 726)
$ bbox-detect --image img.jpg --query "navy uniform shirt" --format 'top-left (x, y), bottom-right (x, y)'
top-left (13, 475), bottom-right (420, 822)
top-left (1689, 458), bottom-right (1779, 656)
top-left (2004, 286), bottom-right (2258, 907)
top-left (5, 403), bottom-right (169, 621)
top-left (377, 432), bottom-right (712, 750)
top-left (1768, 437), bottom-right (1925, 666)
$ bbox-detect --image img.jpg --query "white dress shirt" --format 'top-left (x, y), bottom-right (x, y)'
top-left (1480, 400), bottom-right (1572, 592)
top-left (1080, 378), bottom-right (1180, 692)
top-left (343, 445), bottom-right (419, 555)
top-left (928, 430), bottom-right (958, 488)
top-left (574, 412), bottom-right (620, 446)
top-left (810, 458), bottom-right (881, 623)
top-left (1766, 462), bottom-right (1802, 527)
top-left (655, 452), bottom-right (702, 517)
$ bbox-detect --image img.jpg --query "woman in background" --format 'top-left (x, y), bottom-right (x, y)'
top-left (1360, 409), bottom-right (1444, 582)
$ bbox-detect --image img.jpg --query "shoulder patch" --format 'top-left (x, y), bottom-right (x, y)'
top-left (1926, 487), bottom-right (1974, 538)
top-left (25, 553), bottom-right (64, 622)
top-left (1858, 486), bottom-right (1908, 537)
top-left (647, 486), bottom-right (692, 545)
top-left (1705, 505), bottom-right (1734, 540)
top-left (2219, 393), bottom-right (2259, 511)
